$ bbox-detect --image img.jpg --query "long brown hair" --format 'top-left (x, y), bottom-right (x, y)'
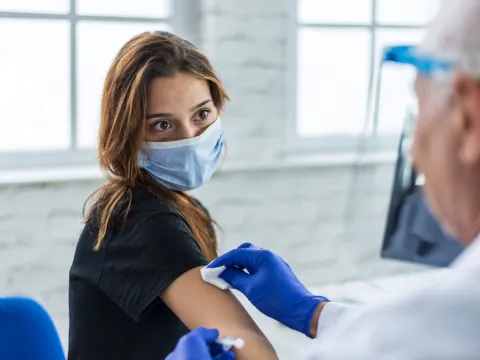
top-left (84, 31), bottom-right (229, 262)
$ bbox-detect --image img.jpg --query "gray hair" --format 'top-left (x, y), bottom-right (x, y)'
top-left (423, 0), bottom-right (480, 77)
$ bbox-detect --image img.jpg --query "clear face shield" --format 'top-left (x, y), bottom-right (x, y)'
top-left (376, 46), bottom-right (464, 266)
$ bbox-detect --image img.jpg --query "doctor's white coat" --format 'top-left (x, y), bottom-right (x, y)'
top-left (308, 235), bottom-right (480, 360)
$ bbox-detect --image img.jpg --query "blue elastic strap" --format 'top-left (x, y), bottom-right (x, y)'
top-left (383, 45), bottom-right (454, 76)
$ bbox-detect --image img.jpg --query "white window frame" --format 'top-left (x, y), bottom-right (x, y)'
top-left (286, 0), bottom-right (427, 156)
top-left (0, 0), bottom-right (199, 171)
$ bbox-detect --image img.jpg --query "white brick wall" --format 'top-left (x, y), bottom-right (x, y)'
top-left (201, 0), bottom-right (288, 163)
top-left (0, 0), bottom-right (424, 357)
top-left (0, 164), bottom-right (422, 354)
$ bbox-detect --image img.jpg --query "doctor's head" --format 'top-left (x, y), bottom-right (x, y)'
top-left (411, 0), bottom-right (480, 244)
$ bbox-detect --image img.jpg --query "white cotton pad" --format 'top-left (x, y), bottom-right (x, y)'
top-left (215, 337), bottom-right (245, 351)
top-left (200, 265), bottom-right (231, 290)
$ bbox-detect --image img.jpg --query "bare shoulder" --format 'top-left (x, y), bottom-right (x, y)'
top-left (161, 266), bottom-right (278, 360)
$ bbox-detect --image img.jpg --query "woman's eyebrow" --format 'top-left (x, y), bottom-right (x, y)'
top-left (146, 112), bottom-right (171, 120)
top-left (146, 99), bottom-right (212, 120)
top-left (190, 99), bottom-right (212, 112)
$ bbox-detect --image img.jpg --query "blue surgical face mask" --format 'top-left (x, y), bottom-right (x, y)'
top-left (138, 118), bottom-right (225, 191)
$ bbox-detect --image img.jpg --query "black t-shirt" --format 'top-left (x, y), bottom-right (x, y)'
top-left (68, 188), bottom-right (209, 360)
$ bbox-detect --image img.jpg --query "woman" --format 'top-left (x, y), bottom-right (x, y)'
top-left (68, 31), bottom-right (277, 360)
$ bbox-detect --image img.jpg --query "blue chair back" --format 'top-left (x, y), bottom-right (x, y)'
top-left (0, 297), bottom-right (65, 360)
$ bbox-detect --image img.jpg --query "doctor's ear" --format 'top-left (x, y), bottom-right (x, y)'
top-left (452, 74), bottom-right (480, 165)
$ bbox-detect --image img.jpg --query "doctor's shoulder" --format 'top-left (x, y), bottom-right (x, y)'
top-left (314, 271), bottom-right (480, 359)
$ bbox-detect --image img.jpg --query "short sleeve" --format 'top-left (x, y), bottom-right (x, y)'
top-left (98, 211), bottom-right (208, 321)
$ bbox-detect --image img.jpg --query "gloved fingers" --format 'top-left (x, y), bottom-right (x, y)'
top-left (213, 351), bottom-right (235, 360)
top-left (229, 243), bottom-right (258, 271)
top-left (207, 248), bottom-right (261, 272)
top-left (233, 244), bottom-right (258, 271)
top-left (166, 328), bottom-right (222, 360)
top-left (219, 268), bottom-right (251, 291)
top-left (237, 242), bottom-right (261, 250)
top-left (191, 327), bottom-right (220, 345)
top-left (209, 343), bottom-right (225, 356)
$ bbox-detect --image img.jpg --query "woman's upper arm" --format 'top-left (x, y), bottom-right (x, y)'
top-left (161, 266), bottom-right (278, 360)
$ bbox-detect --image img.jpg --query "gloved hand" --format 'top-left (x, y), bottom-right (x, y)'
top-left (165, 328), bottom-right (235, 360)
top-left (208, 243), bottom-right (328, 337)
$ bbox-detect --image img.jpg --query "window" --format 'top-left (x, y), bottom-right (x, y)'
top-left (292, 0), bottom-right (441, 152)
top-left (0, 0), bottom-right (178, 169)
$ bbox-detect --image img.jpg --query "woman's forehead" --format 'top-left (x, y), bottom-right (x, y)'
top-left (147, 74), bottom-right (211, 110)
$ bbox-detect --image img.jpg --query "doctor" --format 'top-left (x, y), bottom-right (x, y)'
top-left (167, 0), bottom-right (480, 358)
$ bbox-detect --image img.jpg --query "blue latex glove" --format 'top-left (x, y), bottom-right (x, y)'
top-left (166, 328), bottom-right (235, 360)
top-left (208, 243), bottom-right (328, 337)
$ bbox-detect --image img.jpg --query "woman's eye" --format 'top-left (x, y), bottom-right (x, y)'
top-left (153, 121), bottom-right (171, 131)
top-left (195, 109), bottom-right (210, 121)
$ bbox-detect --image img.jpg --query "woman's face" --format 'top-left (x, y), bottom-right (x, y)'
top-left (145, 72), bottom-right (218, 142)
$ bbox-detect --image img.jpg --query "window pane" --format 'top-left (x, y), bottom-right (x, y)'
top-left (77, 0), bottom-right (171, 18)
top-left (0, 19), bottom-right (70, 153)
top-left (297, 28), bottom-right (371, 137)
top-left (298, 0), bottom-right (372, 24)
top-left (376, 0), bottom-right (441, 25)
top-left (77, 21), bottom-right (169, 148)
top-left (0, 0), bottom-right (69, 13)
top-left (374, 29), bottom-right (426, 135)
